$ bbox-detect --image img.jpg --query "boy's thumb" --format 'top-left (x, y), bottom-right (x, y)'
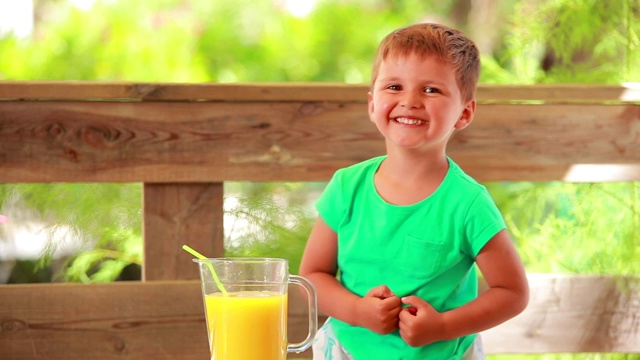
top-left (401, 296), bottom-right (421, 315)
top-left (401, 295), bottom-right (419, 306)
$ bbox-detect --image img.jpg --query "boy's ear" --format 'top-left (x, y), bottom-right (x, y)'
top-left (454, 99), bottom-right (476, 130)
top-left (367, 91), bottom-right (375, 121)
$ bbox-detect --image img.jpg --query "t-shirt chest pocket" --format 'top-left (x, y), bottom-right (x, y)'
top-left (398, 235), bottom-right (445, 279)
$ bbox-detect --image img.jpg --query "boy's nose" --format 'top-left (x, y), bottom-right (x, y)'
top-left (400, 92), bottom-right (422, 108)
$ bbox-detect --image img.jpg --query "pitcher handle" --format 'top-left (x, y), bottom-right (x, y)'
top-left (287, 275), bottom-right (318, 353)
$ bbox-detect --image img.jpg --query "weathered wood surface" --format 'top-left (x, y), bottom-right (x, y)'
top-left (0, 101), bottom-right (382, 182)
top-left (1, 96), bottom-right (639, 183)
top-left (1, 81), bottom-right (639, 103)
top-left (142, 183), bottom-right (224, 280)
top-left (0, 281), bottom-right (207, 360)
top-left (482, 274), bottom-right (640, 354)
top-left (0, 275), bottom-right (638, 359)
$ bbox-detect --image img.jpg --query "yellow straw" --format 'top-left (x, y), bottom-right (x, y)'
top-left (182, 245), bottom-right (228, 296)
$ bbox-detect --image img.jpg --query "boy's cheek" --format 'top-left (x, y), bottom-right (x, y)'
top-left (374, 101), bottom-right (395, 117)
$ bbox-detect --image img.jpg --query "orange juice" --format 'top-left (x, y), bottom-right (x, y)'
top-left (204, 291), bottom-right (288, 360)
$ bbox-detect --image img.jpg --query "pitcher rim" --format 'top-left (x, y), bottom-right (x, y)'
top-left (192, 257), bottom-right (287, 264)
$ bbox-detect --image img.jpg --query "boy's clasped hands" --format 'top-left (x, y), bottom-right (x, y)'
top-left (355, 285), bottom-right (445, 347)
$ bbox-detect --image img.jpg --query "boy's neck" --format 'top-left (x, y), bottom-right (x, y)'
top-left (374, 151), bottom-right (450, 205)
top-left (385, 147), bottom-right (448, 174)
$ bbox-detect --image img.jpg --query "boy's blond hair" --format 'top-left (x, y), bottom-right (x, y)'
top-left (371, 23), bottom-right (480, 102)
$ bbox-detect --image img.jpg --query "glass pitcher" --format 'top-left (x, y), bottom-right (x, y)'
top-left (195, 257), bottom-right (317, 360)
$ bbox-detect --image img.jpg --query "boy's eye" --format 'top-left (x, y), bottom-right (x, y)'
top-left (424, 87), bottom-right (439, 93)
top-left (387, 84), bottom-right (402, 91)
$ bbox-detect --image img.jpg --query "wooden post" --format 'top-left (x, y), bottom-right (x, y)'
top-left (142, 183), bottom-right (224, 280)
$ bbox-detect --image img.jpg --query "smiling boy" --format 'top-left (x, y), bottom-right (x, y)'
top-left (300, 23), bottom-right (529, 360)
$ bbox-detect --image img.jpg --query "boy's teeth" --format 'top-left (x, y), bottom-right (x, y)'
top-left (396, 117), bottom-right (424, 125)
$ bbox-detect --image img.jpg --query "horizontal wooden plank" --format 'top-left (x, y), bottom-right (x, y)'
top-left (0, 101), bottom-right (638, 182)
top-left (0, 280), bottom-right (319, 359)
top-left (481, 274), bottom-right (640, 354)
top-left (0, 82), bottom-right (639, 104)
top-left (0, 281), bottom-right (209, 360)
top-left (0, 81), bottom-right (368, 103)
top-left (0, 101), bottom-right (382, 183)
top-left (450, 103), bottom-right (640, 182)
top-left (0, 275), bottom-right (637, 359)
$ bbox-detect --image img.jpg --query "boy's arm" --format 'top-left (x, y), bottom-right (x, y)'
top-left (300, 217), bottom-right (402, 334)
top-left (399, 229), bottom-right (529, 346)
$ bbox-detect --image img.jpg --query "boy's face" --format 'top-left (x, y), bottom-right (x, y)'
top-left (368, 53), bottom-right (475, 154)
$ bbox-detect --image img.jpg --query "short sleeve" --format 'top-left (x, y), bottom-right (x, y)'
top-left (463, 190), bottom-right (507, 257)
top-left (315, 170), bottom-right (346, 232)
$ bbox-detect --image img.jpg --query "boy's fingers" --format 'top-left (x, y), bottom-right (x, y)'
top-left (400, 295), bottom-right (420, 306)
top-left (369, 284), bottom-right (395, 299)
top-left (401, 296), bottom-right (424, 315)
top-left (379, 285), bottom-right (395, 299)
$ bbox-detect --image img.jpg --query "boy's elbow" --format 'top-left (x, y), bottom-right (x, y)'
top-left (298, 267), bottom-right (312, 278)
top-left (513, 278), bottom-right (530, 315)
top-left (298, 264), bottom-right (322, 281)
top-left (298, 259), bottom-right (319, 278)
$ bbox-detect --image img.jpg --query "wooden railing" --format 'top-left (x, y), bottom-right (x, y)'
top-left (0, 82), bottom-right (639, 359)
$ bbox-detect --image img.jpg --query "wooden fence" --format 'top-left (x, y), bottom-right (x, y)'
top-left (0, 82), bottom-right (639, 359)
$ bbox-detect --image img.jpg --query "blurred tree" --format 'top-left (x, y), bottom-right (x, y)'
top-left (491, 0), bottom-right (640, 84)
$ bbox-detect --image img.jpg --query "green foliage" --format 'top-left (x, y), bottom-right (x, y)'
top-left (0, 0), bottom-right (438, 82)
top-left (224, 182), bottom-right (323, 274)
top-left (488, 182), bottom-right (639, 275)
top-left (61, 228), bottom-right (142, 282)
top-left (2, 0), bottom-right (638, 84)
top-left (0, 183), bottom-right (142, 282)
top-left (484, 0), bottom-right (640, 84)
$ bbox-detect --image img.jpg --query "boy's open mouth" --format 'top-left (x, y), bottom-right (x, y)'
top-left (394, 117), bottom-right (425, 125)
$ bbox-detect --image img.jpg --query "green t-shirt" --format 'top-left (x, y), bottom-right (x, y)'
top-left (316, 156), bottom-right (506, 360)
